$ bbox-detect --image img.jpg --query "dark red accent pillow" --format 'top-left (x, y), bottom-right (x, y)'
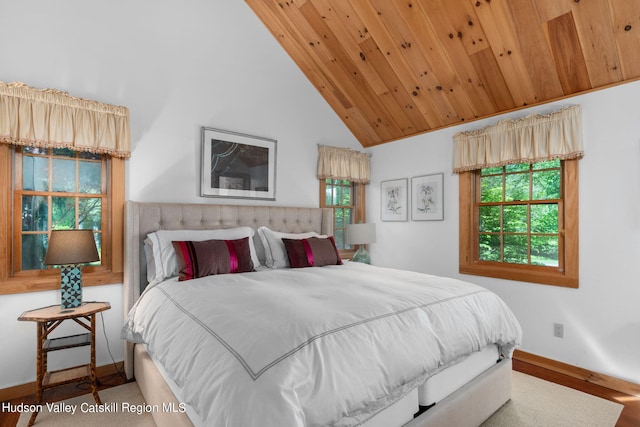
top-left (282, 236), bottom-right (343, 268)
top-left (171, 237), bottom-right (254, 281)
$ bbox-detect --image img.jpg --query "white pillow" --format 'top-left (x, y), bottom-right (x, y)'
top-left (257, 226), bottom-right (321, 268)
top-left (144, 237), bottom-right (156, 284)
top-left (145, 227), bottom-right (260, 283)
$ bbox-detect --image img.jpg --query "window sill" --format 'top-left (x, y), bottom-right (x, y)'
top-left (460, 263), bottom-right (578, 288)
top-left (339, 249), bottom-right (357, 261)
top-left (0, 271), bottom-right (123, 295)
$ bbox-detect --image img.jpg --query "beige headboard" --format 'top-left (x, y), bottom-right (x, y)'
top-left (123, 201), bottom-right (333, 378)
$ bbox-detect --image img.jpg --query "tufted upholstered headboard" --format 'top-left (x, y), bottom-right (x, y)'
top-left (123, 201), bottom-right (333, 378)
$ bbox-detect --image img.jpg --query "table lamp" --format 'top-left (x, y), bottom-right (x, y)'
top-left (44, 229), bottom-right (100, 309)
top-left (346, 223), bottom-right (376, 264)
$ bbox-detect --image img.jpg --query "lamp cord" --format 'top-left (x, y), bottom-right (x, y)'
top-left (73, 307), bottom-right (127, 392)
top-left (99, 311), bottom-right (128, 382)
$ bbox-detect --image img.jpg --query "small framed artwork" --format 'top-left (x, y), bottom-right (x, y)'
top-left (201, 127), bottom-right (276, 200)
top-left (411, 173), bottom-right (444, 221)
top-left (381, 178), bottom-right (408, 221)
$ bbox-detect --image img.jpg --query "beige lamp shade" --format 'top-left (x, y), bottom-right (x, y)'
top-left (45, 229), bottom-right (100, 265)
top-left (346, 223), bottom-right (376, 245)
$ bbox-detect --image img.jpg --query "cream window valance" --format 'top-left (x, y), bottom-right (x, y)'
top-left (317, 145), bottom-right (370, 184)
top-left (0, 82), bottom-right (131, 158)
top-left (452, 105), bottom-right (583, 173)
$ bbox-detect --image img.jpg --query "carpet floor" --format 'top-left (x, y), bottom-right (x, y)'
top-left (482, 371), bottom-right (623, 426)
top-left (18, 371), bottom-right (622, 426)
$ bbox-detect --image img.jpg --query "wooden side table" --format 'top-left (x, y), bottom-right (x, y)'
top-left (18, 301), bottom-right (111, 426)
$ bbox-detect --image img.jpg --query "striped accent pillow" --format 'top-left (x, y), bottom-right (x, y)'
top-left (282, 236), bottom-right (342, 268)
top-left (171, 237), bottom-right (254, 281)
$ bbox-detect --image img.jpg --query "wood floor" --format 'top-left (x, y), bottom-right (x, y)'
top-left (1, 360), bottom-right (638, 426)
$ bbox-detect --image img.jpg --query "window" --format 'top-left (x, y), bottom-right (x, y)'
top-left (18, 147), bottom-right (105, 271)
top-left (459, 159), bottom-right (578, 288)
top-left (478, 160), bottom-right (561, 266)
top-left (320, 178), bottom-right (365, 258)
top-left (0, 144), bottom-right (124, 295)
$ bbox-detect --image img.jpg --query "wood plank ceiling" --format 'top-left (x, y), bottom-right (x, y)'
top-left (245, 0), bottom-right (640, 147)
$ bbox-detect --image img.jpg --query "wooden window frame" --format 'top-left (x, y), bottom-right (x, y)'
top-left (459, 159), bottom-right (579, 288)
top-left (319, 179), bottom-right (366, 260)
top-left (0, 144), bottom-right (124, 295)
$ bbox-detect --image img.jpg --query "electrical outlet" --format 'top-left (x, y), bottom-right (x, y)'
top-left (553, 323), bottom-right (564, 338)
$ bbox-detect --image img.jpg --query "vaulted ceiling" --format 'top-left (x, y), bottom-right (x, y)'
top-left (246, 0), bottom-right (640, 147)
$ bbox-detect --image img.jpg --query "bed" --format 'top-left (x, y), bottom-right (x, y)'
top-left (122, 201), bottom-right (522, 427)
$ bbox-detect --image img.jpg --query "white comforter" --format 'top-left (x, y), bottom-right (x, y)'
top-left (122, 262), bottom-right (522, 427)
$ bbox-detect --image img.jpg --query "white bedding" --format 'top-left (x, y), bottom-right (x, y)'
top-left (122, 262), bottom-right (522, 427)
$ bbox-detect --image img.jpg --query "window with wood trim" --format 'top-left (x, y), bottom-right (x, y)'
top-left (320, 178), bottom-right (365, 259)
top-left (459, 159), bottom-right (579, 288)
top-left (0, 144), bottom-right (124, 295)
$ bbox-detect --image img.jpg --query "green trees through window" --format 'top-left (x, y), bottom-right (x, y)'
top-left (324, 179), bottom-right (354, 250)
top-left (19, 147), bottom-right (104, 270)
top-left (477, 160), bottom-right (561, 266)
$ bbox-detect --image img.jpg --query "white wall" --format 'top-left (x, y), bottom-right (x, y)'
top-left (0, 1), bottom-right (360, 389)
top-left (368, 80), bottom-right (640, 384)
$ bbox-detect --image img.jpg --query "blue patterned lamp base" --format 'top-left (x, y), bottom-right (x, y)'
top-left (351, 246), bottom-right (371, 264)
top-left (60, 265), bottom-right (83, 309)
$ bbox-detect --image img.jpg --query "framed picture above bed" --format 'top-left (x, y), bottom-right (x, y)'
top-left (200, 127), bottom-right (277, 200)
top-left (380, 178), bottom-right (408, 221)
top-left (411, 173), bottom-right (444, 221)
